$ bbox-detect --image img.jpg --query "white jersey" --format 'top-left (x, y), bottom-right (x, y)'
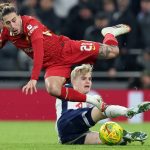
top-left (56, 98), bottom-right (90, 120)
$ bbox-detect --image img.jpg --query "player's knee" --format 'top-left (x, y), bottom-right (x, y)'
top-left (114, 47), bottom-right (119, 57)
top-left (46, 83), bottom-right (61, 97)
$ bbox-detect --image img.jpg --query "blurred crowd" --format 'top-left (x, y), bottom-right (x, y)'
top-left (0, 0), bottom-right (150, 89)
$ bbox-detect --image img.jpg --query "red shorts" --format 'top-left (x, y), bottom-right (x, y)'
top-left (44, 40), bottom-right (100, 79)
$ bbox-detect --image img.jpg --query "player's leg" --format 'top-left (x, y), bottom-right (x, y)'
top-left (66, 107), bottom-right (147, 145)
top-left (98, 24), bottom-right (131, 59)
top-left (45, 76), bottom-right (66, 96)
top-left (90, 107), bottom-right (106, 123)
top-left (45, 66), bottom-right (86, 100)
top-left (98, 43), bottom-right (119, 59)
top-left (91, 103), bottom-right (144, 121)
top-left (72, 108), bottom-right (104, 144)
top-left (85, 129), bottom-right (148, 145)
top-left (57, 108), bottom-right (97, 144)
top-left (102, 105), bottom-right (128, 118)
top-left (45, 76), bottom-right (104, 107)
top-left (90, 105), bottom-right (128, 121)
top-left (102, 101), bottom-right (150, 119)
top-left (84, 126), bottom-right (147, 145)
top-left (57, 109), bottom-right (85, 144)
top-left (45, 75), bottom-right (87, 101)
top-left (98, 34), bottom-right (119, 59)
top-left (99, 101), bottom-right (150, 119)
top-left (84, 131), bottom-right (102, 144)
top-left (89, 105), bottom-right (128, 122)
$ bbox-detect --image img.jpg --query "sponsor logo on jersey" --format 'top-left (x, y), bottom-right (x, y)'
top-left (43, 31), bottom-right (52, 36)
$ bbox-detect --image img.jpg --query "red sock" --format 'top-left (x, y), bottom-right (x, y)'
top-left (103, 33), bottom-right (118, 46)
top-left (60, 87), bottom-right (86, 102)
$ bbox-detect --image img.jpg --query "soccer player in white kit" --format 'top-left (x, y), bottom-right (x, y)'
top-left (55, 64), bottom-right (149, 144)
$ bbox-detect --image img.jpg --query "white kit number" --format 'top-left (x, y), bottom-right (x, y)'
top-left (80, 43), bottom-right (95, 51)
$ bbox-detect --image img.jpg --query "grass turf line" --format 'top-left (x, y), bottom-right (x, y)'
top-left (0, 121), bottom-right (150, 150)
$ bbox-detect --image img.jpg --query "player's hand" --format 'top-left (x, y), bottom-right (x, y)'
top-left (22, 79), bottom-right (37, 95)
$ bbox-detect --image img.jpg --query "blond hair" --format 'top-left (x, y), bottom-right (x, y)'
top-left (0, 2), bottom-right (16, 20)
top-left (71, 64), bottom-right (93, 82)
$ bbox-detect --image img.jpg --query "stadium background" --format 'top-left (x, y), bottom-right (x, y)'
top-left (0, 0), bottom-right (150, 149)
top-left (0, 89), bottom-right (150, 123)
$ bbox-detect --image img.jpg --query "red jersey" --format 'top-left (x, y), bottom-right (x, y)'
top-left (0, 15), bottom-right (70, 80)
top-left (1, 15), bottom-right (99, 80)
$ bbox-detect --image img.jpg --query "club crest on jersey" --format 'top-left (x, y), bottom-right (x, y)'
top-left (80, 42), bottom-right (96, 51)
top-left (27, 25), bottom-right (38, 36)
top-left (27, 25), bottom-right (32, 30)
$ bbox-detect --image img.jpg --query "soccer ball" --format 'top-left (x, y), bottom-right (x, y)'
top-left (99, 121), bottom-right (123, 145)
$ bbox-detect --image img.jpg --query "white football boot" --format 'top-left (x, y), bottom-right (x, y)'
top-left (101, 24), bottom-right (131, 37)
top-left (120, 130), bottom-right (148, 145)
top-left (126, 101), bottom-right (150, 118)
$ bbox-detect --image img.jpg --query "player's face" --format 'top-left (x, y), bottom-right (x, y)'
top-left (2, 12), bottom-right (22, 35)
top-left (73, 72), bottom-right (92, 94)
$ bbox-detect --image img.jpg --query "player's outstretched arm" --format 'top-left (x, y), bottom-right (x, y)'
top-left (98, 43), bottom-right (119, 59)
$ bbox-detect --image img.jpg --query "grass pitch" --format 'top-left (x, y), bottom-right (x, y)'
top-left (0, 121), bottom-right (150, 150)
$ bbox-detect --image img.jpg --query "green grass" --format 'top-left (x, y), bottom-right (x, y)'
top-left (0, 121), bottom-right (150, 150)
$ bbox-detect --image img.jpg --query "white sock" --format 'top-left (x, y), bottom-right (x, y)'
top-left (103, 105), bottom-right (127, 118)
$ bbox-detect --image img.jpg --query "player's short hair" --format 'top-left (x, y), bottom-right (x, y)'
top-left (0, 3), bottom-right (17, 20)
top-left (71, 64), bottom-right (93, 82)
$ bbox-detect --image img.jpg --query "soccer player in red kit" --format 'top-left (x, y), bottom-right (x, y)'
top-left (0, 3), bottom-right (130, 110)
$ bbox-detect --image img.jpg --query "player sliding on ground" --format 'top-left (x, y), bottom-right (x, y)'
top-left (56, 64), bottom-right (149, 145)
top-left (0, 2), bottom-right (133, 110)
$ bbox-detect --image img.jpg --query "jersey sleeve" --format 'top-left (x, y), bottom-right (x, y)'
top-left (25, 18), bottom-right (44, 80)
